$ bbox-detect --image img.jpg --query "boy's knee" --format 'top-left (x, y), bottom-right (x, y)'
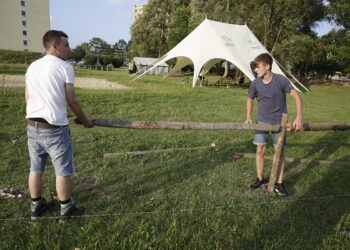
top-left (256, 145), bottom-right (266, 156)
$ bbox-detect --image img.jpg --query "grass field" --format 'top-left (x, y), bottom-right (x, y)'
top-left (0, 65), bottom-right (349, 249)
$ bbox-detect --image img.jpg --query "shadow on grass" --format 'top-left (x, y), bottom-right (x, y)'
top-left (87, 147), bottom-right (235, 210)
top-left (244, 131), bottom-right (350, 248)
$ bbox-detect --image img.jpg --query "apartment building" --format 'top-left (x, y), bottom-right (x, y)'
top-left (0, 0), bottom-right (50, 52)
top-left (134, 4), bottom-right (146, 21)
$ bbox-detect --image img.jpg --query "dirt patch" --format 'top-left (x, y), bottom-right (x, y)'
top-left (1, 74), bottom-right (130, 90)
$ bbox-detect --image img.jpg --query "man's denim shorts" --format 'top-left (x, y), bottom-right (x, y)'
top-left (253, 121), bottom-right (287, 148)
top-left (27, 125), bottom-right (75, 176)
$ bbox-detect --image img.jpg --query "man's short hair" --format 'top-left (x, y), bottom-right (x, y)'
top-left (253, 53), bottom-right (273, 70)
top-left (42, 30), bottom-right (68, 50)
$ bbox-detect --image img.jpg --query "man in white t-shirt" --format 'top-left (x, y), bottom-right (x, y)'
top-left (25, 30), bottom-right (93, 222)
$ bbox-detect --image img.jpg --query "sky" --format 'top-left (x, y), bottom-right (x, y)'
top-left (50, 0), bottom-right (338, 49)
top-left (50, 0), bottom-right (148, 48)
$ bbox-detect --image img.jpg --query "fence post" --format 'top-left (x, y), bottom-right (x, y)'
top-left (268, 113), bottom-right (288, 192)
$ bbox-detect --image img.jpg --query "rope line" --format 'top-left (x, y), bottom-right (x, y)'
top-left (1, 194), bottom-right (349, 222)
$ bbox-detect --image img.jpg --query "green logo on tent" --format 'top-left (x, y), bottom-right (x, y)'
top-left (248, 40), bottom-right (258, 46)
top-left (248, 39), bottom-right (261, 50)
top-left (221, 35), bottom-right (236, 47)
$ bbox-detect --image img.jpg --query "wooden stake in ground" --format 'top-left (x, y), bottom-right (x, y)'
top-left (268, 114), bottom-right (288, 193)
top-left (103, 144), bottom-right (216, 159)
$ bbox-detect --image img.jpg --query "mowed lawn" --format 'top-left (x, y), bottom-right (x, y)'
top-left (0, 66), bottom-right (349, 249)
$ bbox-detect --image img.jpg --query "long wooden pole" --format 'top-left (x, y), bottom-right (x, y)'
top-left (104, 145), bottom-right (215, 159)
top-left (70, 117), bottom-right (350, 131)
top-left (268, 114), bottom-right (288, 192)
top-left (72, 117), bottom-right (280, 131)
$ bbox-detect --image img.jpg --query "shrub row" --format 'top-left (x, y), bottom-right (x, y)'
top-left (84, 53), bottom-right (124, 68)
top-left (0, 49), bottom-right (42, 64)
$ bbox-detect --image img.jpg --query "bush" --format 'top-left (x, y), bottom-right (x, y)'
top-left (99, 55), bottom-right (112, 66)
top-left (71, 47), bottom-right (86, 62)
top-left (84, 53), bottom-right (97, 65)
top-left (0, 49), bottom-right (42, 64)
top-left (112, 55), bottom-right (124, 68)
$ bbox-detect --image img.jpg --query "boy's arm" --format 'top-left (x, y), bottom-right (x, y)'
top-left (245, 98), bottom-right (254, 124)
top-left (290, 89), bottom-right (303, 131)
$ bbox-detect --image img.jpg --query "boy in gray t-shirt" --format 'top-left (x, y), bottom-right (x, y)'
top-left (245, 53), bottom-right (303, 196)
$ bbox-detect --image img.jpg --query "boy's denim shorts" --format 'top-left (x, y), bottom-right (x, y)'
top-left (253, 122), bottom-right (287, 148)
top-left (27, 125), bottom-right (75, 176)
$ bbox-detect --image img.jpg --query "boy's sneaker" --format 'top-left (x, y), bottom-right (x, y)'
top-left (274, 183), bottom-right (289, 196)
top-left (30, 198), bottom-right (55, 221)
top-left (59, 202), bottom-right (85, 223)
top-left (250, 178), bottom-right (268, 189)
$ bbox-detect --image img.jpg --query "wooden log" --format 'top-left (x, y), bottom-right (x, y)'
top-left (288, 122), bottom-right (350, 131)
top-left (104, 144), bottom-right (215, 159)
top-left (232, 152), bottom-right (350, 166)
top-left (268, 114), bottom-right (288, 192)
top-left (71, 117), bottom-right (280, 131)
top-left (70, 117), bottom-right (350, 131)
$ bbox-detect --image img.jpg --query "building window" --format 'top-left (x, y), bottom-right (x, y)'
top-left (23, 40), bottom-right (28, 46)
top-left (23, 30), bottom-right (27, 36)
top-left (22, 11), bottom-right (26, 17)
top-left (22, 20), bottom-right (26, 26)
top-left (21, 1), bottom-right (26, 7)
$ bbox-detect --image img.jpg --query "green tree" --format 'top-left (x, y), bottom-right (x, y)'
top-left (130, 0), bottom-right (190, 57)
top-left (112, 55), bottom-right (124, 68)
top-left (99, 55), bottom-right (113, 66)
top-left (329, 0), bottom-right (350, 31)
top-left (84, 53), bottom-right (97, 65)
top-left (89, 37), bottom-right (113, 56)
top-left (113, 39), bottom-right (128, 60)
top-left (195, 0), bottom-right (326, 52)
top-left (274, 35), bottom-right (327, 78)
top-left (195, 0), bottom-right (235, 23)
top-left (167, 6), bottom-right (192, 50)
top-left (322, 29), bottom-right (350, 75)
top-left (71, 45), bottom-right (87, 62)
top-left (126, 40), bottom-right (135, 60)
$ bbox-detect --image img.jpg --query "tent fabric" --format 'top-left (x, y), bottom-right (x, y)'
top-left (133, 19), bottom-right (308, 92)
top-left (130, 57), bottom-right (169, 75)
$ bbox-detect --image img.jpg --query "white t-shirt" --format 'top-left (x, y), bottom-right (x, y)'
top-left (25, 55), bottom-right (74, 125)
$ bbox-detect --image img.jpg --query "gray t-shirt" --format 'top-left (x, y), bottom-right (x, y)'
top-left (248, 73), bottom-right (294, 124)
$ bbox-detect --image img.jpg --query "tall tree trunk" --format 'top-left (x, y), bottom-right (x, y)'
top-left (223, 60), bottom-right (229, 78)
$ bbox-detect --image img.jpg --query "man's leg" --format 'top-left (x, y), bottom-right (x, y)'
top-left (29, 171), bottom-right (43, 198)
top-left (256, 145), bottom-right (266, 180)
top-left (57, 175), bottom-right (85, 223)
top-left (56, 176), bottom-right (71, 201)
top-left (29, 171), bottom-right (55, 220)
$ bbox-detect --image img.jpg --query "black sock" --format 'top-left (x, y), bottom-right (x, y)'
top-left (31, 196), bottom-right (41, 202)
top-left (60, 198), bottom-right (71, 205)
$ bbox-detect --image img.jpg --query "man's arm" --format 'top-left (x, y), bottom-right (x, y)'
top-left (290, 89), bottom-right (303, 131)
top-left (245, 98), bottom-right (254, 124)
top-left (65, 83), bottom-right (93, 128)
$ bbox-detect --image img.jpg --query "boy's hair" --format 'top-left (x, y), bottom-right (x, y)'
top-left (42, 30), bottom-right (68, 50)
top-left (253, 53), bottom-right (273, 70)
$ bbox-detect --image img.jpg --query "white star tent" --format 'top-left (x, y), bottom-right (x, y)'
top-left (133, 18), bottom-right (308, 92)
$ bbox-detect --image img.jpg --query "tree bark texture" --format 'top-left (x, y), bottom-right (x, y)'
top-left (71, 117), bottom-right (350, 132)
